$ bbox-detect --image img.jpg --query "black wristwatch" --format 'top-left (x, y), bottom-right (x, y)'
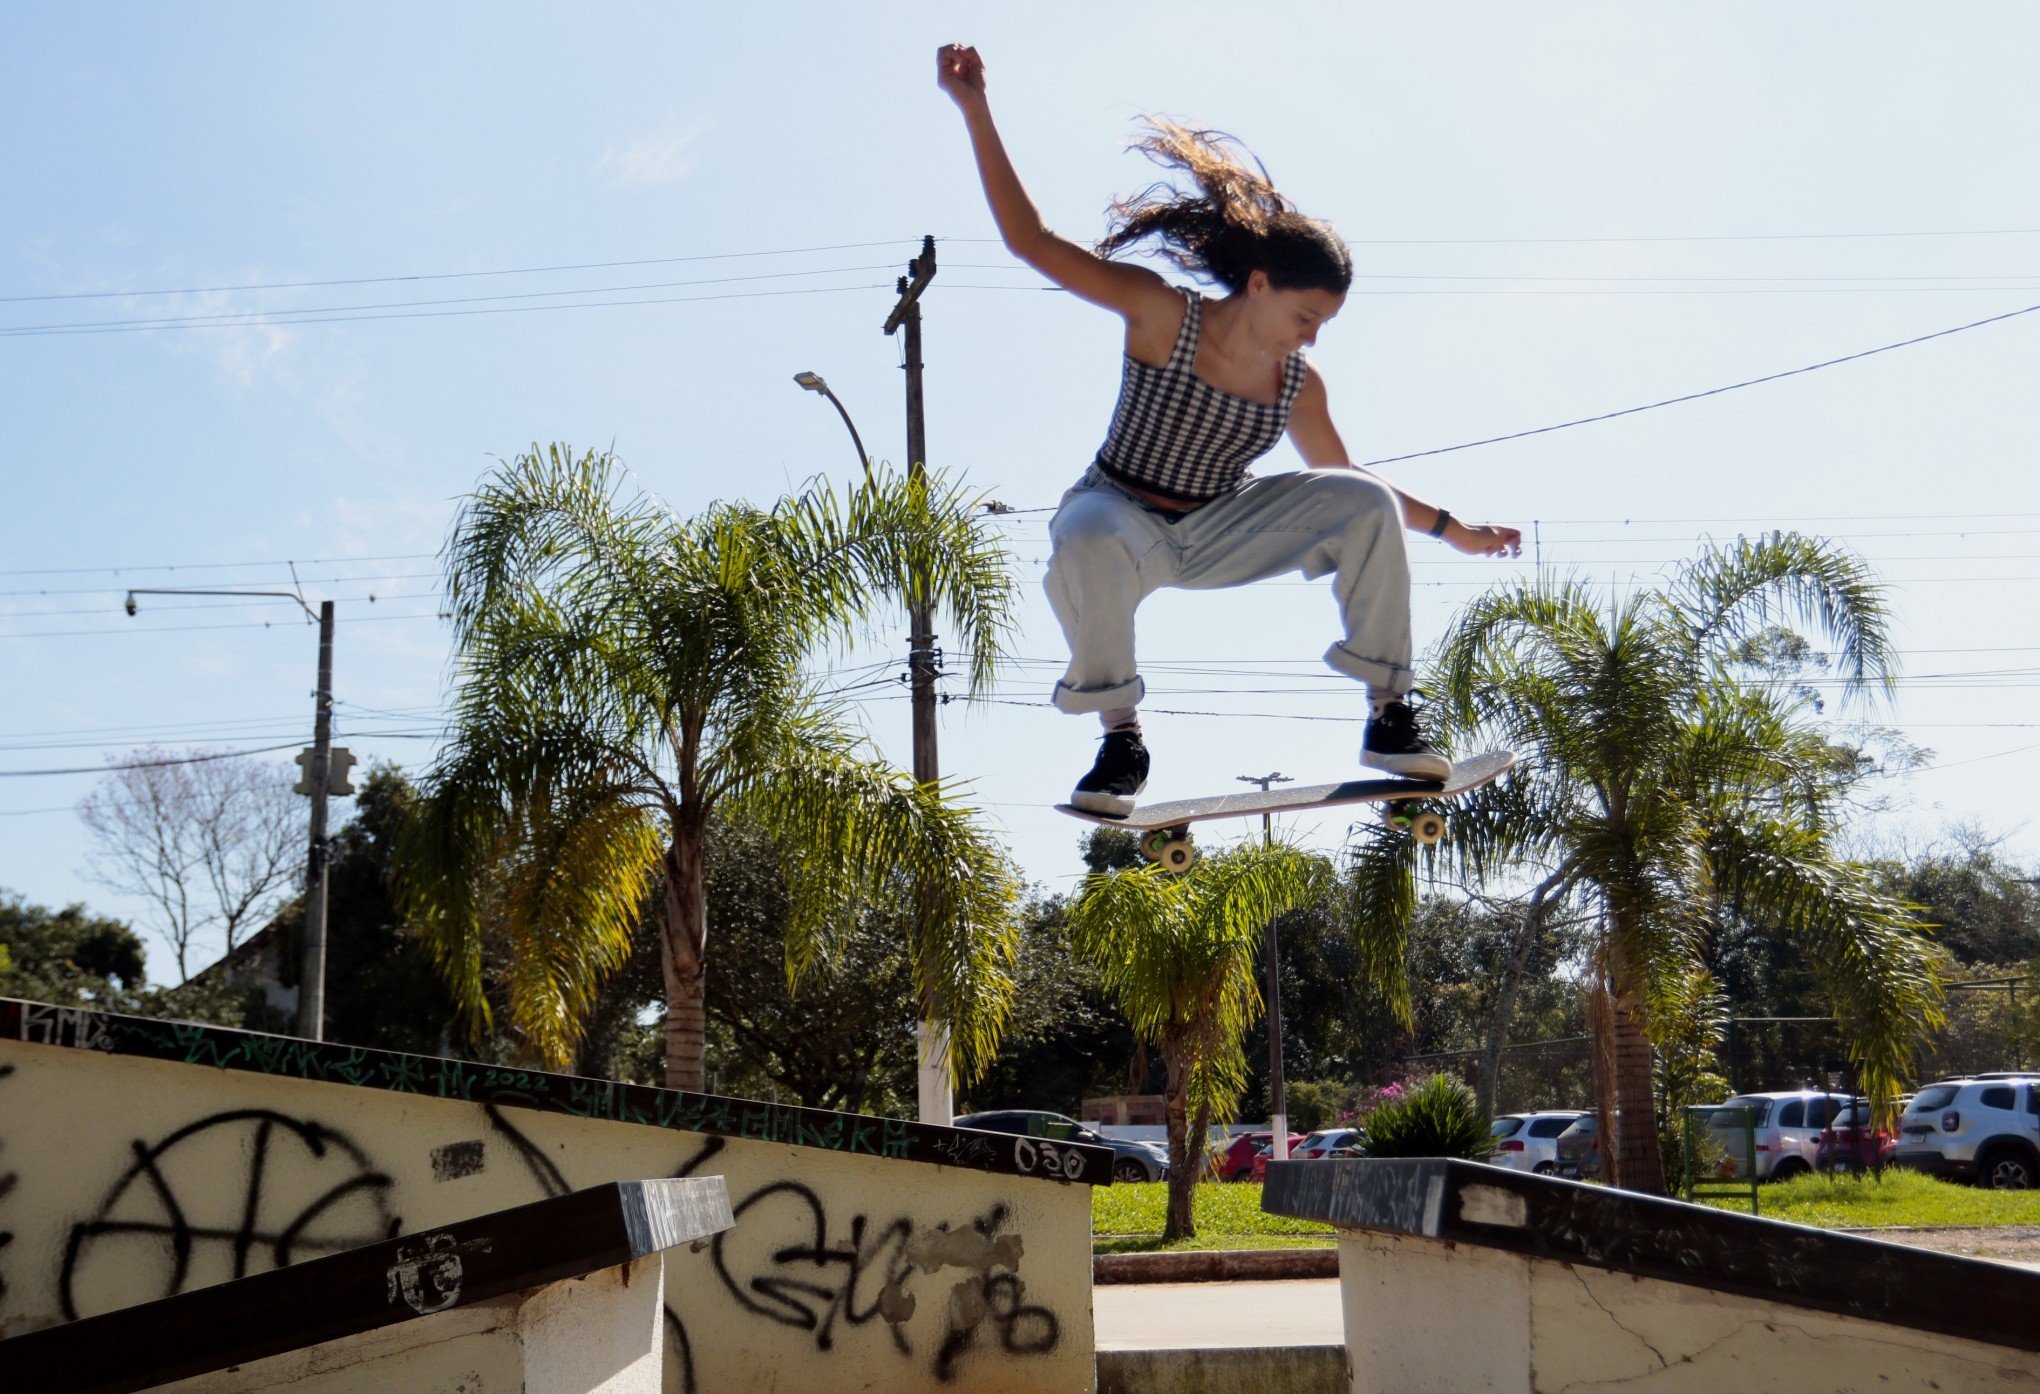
top-left (1429, 508), bottom-right (1453, 539)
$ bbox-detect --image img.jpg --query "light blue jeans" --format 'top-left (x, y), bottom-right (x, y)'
top-left (1045, 465), bottom-right (1415, 714)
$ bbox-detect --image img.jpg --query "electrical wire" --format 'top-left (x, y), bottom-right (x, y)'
top-left (1356, 299), bottom-right (2040, 468)
top-left (0, 238), bottom-right (933, 304)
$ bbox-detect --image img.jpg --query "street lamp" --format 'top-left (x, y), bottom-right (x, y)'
top-left (1239, 772), bottom-right (1295, 1161)
top-left (793, 371), bottom-right (872, 483)
top-left (124, 587), bottom-right (338, 1043)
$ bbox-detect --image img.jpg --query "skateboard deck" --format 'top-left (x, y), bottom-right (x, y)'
top-left (1057, 750), bottom-right (1516, 867)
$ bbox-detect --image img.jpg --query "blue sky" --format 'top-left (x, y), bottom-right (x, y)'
top-left (6, 3), bottom-right (2040, 981)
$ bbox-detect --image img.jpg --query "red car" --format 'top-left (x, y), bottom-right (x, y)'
top-left (1815, 1100), bottom-right (1899, 1172)
top-left (1215, 1131), bottom-right (1304, 1182)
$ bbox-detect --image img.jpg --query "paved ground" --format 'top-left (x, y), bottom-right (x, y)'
top-left (1093, 1279), bottom-right (1344, 1351)
top-left (1848, 1224), bottom-right (2040, 1265)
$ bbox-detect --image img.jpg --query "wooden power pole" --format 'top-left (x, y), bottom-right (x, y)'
top-left (884, 235), bottom-right (950, 1124)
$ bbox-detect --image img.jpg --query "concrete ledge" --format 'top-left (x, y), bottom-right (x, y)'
top-left (1093, 1247), bottom-right (1338, 1284)
top-left (1097, 1345), bottom-right (1346, 1394)
top-left (1266, 1157), bottom-right (2040, 1356)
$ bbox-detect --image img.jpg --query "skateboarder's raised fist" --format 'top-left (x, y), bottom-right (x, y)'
top-left (937, 44), bottom-right (987, 106)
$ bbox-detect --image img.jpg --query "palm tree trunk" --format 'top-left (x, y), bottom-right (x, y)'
top-left (1161, 1037), bottom-right (1196, 1241)
top-left (1605, 928), bottom-right (1668, 1194)
top-left (660, 830), bottom-right (709, 1092)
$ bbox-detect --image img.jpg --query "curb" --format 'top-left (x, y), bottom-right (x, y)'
top-left (1093, 1247), bottom-right (1339, 1284)
top-left (1097, 1344), bottom-right (1346, 1394)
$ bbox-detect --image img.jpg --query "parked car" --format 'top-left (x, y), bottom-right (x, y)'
top-left (1814, 1100), bottom-right (1898, 1172)
top-left (1706, 1092), bottom-right (1858, 1182)
top-left (1249, 1128), bottom-right (1364, 1182)
top-left (1893, 1077), bottom-right (2040, 1188)
top-left (1487, 1111), bottom-right (1590, 1174)
top-left (952, 1110), bottom-right (1167, 1183)
top-left (1214, 1131), bottom-right (1304, 1183)
top-left (1554, 1114), bottom-right (1599, 1179)
top-left (1296, 1128), bottom-right (1364, 1160)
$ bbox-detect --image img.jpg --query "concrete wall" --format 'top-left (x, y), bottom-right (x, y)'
top-left (157, 1256), bottom-right (665, 1394)
top-left (0, 1006), bottom-right (1099, 1394)
top-left (1339, 1228), bottom-right (2040, 1393)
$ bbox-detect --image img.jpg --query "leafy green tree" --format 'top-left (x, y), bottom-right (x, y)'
top-left (0, 888), bottom-right (251, 1026)
top-left (0, 891), bottom-right (146, 1005)
top-left (1067, 844), bottom-right (1335, 1240)
top-left (1352, 536), bottom-right (1942, 1194)
top-left (261, 766), bottom-right (474, 1056)
top-left (398, 445), bottom-right (1022, 1090)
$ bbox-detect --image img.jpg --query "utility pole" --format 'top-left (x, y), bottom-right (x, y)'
top-left (885, 234), bottom-right (949, 1124)
top-left (298, 600), bottom-right (336, 1041)
top-left (123, 586), bottom-right (338, 1040)
top-left (1240, 772), bottom-right (1293, 1159)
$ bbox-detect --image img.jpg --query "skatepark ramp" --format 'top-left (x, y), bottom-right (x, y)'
top-left (1266, 1156), bottom-right (2040, 1392)
top-left (0, 998), bottom-right (1108, 1393)
top-left (0, 1177), bottom-right (733, 1393)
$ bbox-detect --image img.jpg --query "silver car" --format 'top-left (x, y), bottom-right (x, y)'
top-left (1487, 1111), bottom-right (1589, 1174)
top-left (1707, 1091), bottom-right (1857, 1181)
top-left (1894, 1076), bottom-right (2040, 1188)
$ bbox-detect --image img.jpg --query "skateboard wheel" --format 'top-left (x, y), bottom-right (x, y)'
top-left (1140, 828), bottom-right (1174, 863)
top-left (1411, 812), bottom-right (1447, 845)
top-left (1384, 807), bottom-right (1413, 829)
top-left (1160, 839), bottom-right (1198, 873)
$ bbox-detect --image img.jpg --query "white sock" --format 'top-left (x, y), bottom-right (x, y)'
top-left (1366, 688), bottom-right (1392, 717)
top-left (1100, 706), bottom-right (1141, 732)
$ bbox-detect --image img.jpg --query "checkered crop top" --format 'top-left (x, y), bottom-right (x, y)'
top-left (1093, 289), bottom-right (1309, 505)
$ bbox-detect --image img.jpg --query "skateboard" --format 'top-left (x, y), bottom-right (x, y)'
top-left (1056, 750), bottom-right (1516, 872)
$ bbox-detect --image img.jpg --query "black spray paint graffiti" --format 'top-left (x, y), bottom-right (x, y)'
top-left (58, 1110), bottom-right (401, 1321)
top-left (27, 1093), bottom-right (1063, 1388)
top-left (710, 1185), bottom-right (1060, 1383)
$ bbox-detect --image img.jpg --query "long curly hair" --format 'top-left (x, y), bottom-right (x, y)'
top-left (1096, 118), bottom-right (1352, 296)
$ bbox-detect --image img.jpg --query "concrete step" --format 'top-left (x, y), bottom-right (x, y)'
top-left (1097, 1345), bottom-right (1346, 1394)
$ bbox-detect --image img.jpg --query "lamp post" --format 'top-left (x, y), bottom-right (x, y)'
top-left (793, 372), bottom-right (872, 483)
top-left (1239, 771), bottom-right (1294, 1160)
top-left (124, 587), bottom-right (337, 1041)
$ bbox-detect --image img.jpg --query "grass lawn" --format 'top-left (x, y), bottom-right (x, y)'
top-left (1093, 1171), bottom-right (2040, 1254)
top-left (1703, 1168), bottom-right (2040, 1229)
top-left (1092, 1181), bottom-right (1335, 1253)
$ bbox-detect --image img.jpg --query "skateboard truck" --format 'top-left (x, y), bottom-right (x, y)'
top-left (1381, 803), bottom-right (1448, 845)
top-left (1139, 825), bottom-right (1198, 871)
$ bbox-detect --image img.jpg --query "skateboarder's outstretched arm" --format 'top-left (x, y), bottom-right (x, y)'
top-left (938, 43), bottom-right (1189, 365)
top-left (1287, 364), bottom-right (1523, 559)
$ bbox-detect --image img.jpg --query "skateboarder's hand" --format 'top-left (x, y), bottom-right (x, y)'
top-left (1448, 521), bottom-right (1523, 558)
top-left (937, 44), bottom-right (988, 106)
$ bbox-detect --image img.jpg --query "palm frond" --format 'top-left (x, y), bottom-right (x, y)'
top-left (1670, 532), bottom-right (1899, 700)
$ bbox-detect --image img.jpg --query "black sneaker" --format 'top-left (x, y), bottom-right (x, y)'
top-left (1071, 727), bottom-right (1150, 816)
top-left (1362, 699), bottom-right (1451, 781)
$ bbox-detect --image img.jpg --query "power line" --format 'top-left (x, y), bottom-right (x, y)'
top-left (1357, 299), bottom-right (2040, 468)
top-left (0, 741), bottom-right (307, 779)
top-left (0, 262), bottom-right (912, 336)
top-left (0, 552), bottom-right (438, 579)
top-left (0, 611), bottom-right (444, 639)
top-left (0, 281), bottom-right (899, 339)
top-left (0, 238), bottom-right (932, 305)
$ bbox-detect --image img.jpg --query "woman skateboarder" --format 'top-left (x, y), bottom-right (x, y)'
top-left (938, 43), bottom-right (1522, 815)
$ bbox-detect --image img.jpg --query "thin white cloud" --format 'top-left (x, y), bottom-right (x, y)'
top-left (599, 116), bottom-right (711, 188)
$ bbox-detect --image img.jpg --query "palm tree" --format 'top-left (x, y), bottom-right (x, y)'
top-left (1066, 844), bottom-right (1334, 1240)
top-left (397, 444), bottom-right (1022, 1091)
top-left (1349, 534), bottom-right (1942, 1194)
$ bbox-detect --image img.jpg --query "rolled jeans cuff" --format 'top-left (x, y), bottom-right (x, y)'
top-left (1324, 642), bottom-right (1413, 695)
top-left (1052, 674), bottom-right (1146, 715)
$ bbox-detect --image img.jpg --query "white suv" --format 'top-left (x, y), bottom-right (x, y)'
top-left (1487, 1111), bottom-right (1589, 1174)
top-left (1894, 1076), bottom-right (2040, 1189)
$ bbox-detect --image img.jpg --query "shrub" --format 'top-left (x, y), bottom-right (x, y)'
top-left (1284, 1079), bottom-right (1348, 1133)
top-left (1359, 1072), bottom-right (1492, 1160)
